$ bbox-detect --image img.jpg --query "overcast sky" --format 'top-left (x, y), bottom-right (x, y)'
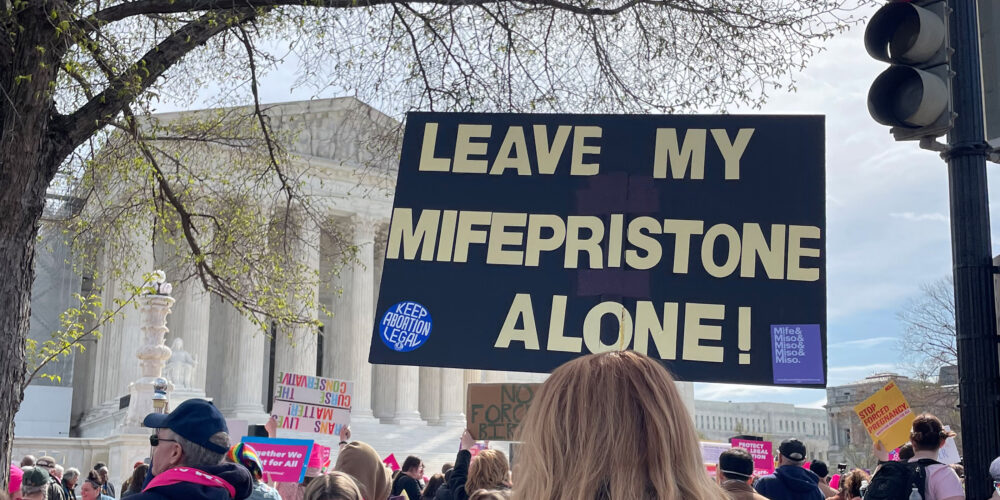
top-left (156, 3), bottom-right (995, 409)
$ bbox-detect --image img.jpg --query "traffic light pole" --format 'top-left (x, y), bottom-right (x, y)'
top-left (945, 1), bottom-right (1000, 497)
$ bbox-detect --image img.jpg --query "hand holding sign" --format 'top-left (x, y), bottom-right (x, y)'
top-left (461, 430), bottom-right (476, 451)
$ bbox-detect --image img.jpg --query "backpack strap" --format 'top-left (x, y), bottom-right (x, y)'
top-left (911, 459), bottom-right (941, 497)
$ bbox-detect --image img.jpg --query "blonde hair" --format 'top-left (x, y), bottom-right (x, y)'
top-left (512, 351), bottom-right (728, 500)
top-left (303, 472), bottom-right (363, 500)
top-left (470, 490), bottom-right (512, 500)
top-left (466, 449), bottom-right (510, 493)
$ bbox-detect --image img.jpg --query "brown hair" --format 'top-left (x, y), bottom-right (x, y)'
top-left (466, 449), bottom-right (510, 494)
top-left (910, 413), bottom-right (955, 451)
top-left (126, 465), bottom-right (148, 494)
top-left (303, 472), bottom-right (363, 500)
top-left (421, 473), bottom-right (445, 500)
top-left (512, 351), bottom-right (728, 500)
top-left (841, 469), bottom-right (870, 498)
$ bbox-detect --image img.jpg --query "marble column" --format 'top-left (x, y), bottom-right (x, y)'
top-left (213, 298), bottom-right (268, 424)
top-left (418, 367), bottom-right (442, 425)
top-left (328, 216), bottom-right (375, 420)
top-left (90, 250), bottom-right (113, 409)
top-left (439, 368), bottom-right (466, 426)
top-left (275, 215), bottom-right (320, 377)
top-left (167, 279), bottom-right (211, 397)
top-left (393, 366), bottom-right (423, 424)
top-left (115, 232), bottom-right (155, 396)
top-left (371, 225), bottom-right (397, 421)
top-left (373, 364), bottom-right (397, 421)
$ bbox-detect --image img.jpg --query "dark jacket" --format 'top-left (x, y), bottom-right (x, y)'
top-left (754, 465), bottom-right (825, 500)
top-left (448, 450), bottom-right (473, 500)
top-left (48, 478), bottom-right (67, 500)
top-left (62, 483), bottom-right (76, 500)
top-left (433, 484), bottom-right (452, 500)
top-left (392, 474), bottom-right (422, 500)
top-left (126, 463), bottom-right (253, 500)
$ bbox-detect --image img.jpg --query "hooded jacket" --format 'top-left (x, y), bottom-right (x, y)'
top-left (335, 441), bottom-right (392, 500)
top-left (754, 465), bottom-right (825, 500)
top-left (128, 463), bottom-right (253, 500)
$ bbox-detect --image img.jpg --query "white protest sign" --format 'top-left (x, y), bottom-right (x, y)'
top-left (937, 425), bottom-right (961, 465)
top-left (271, 372), bottom-right (352, 437)
top-left (700, 441), bottom-right (732, 465)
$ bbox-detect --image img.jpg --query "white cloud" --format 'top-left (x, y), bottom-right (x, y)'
top-left (889, 212), bottom-right (949, 223)
top-left (830, 336), bottom-right (896, 349)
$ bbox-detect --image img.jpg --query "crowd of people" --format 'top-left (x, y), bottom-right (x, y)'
top-left (5, 351), bottom-right (993, 500)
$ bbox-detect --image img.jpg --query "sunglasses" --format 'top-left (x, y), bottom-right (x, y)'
top-left (149, 435), bottom-right (178, 447)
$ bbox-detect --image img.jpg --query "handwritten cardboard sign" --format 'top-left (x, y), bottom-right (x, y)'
top-left (271, 372), bottom-right (353, 437)
top-left (853, 380), bottom-right (915, 450)
top-left (730, 438), bottom-right (774, 476)
top-left (467, 383), bottom-right (540, 440)
top-left (241, 437), bottom-right (314, 483)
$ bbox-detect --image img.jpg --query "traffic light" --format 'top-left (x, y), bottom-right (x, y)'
top-left (865, 0), bottom-right (954, 141)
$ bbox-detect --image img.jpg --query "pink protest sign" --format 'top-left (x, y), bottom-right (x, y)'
top-left (242, 437), bottom-right (314, 483)
top-left (730, 438), bottom-right (774, 476)
top-left (309, 444), bottom-right (331, 469)
top-left (383, 453), bottom-right (400, 472)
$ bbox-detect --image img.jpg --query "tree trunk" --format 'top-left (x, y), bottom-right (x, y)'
top-left (0, 4), bottom-right (64, 489)
top-left (0, 159), bottom-right (47, 489)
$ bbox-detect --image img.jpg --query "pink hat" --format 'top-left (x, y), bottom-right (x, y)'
top-left (308, 443), bottom-right (331, 469)
top-left (10, 464), bottom-right (23, 493)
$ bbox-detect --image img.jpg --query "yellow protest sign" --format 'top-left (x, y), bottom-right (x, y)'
top-left (853, 380), bottom-right (915, 450)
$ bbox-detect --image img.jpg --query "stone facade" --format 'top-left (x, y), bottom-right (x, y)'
top-left (694, 400), bottom-right (832, 462)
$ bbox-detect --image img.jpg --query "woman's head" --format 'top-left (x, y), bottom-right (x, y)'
top-left (421, 473), bottom-right (444, 499)
top-left (334, 441), bottom-right (391, 500)
top-left (841, 469), bottom-right (870, 498)
top-left (303, 472), bottom-right (363, 500)
top-left (80, 472), bottom-right (103, 500)
top-left (513, 351), bottom-right (726, 500)
top-left (127, 465), bottom-right (148, 494)
top-left (466, 450), bottom-right (510, 494)
top-left (910, 413), bottom-right (955, 451)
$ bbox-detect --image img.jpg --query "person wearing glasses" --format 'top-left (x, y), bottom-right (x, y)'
top-left (989, 456), bottom-right (1000, 500)
top-left (392, 456), bottom-right (425, 500)
top-left (129, 398), bottom-right (253, 500)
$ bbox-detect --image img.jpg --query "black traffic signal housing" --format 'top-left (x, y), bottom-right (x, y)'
top-left (865, 0), bottom-right (954, 141)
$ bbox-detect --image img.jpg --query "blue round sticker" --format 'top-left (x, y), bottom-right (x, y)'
top-left (379, 301), bottom-right (433, 352)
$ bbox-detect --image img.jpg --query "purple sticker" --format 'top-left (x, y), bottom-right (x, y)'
top-left (771, 324), bottom-right (824, 384)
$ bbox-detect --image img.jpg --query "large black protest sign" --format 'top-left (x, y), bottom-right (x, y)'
top-left (369, 112), bottom-right (826, 387)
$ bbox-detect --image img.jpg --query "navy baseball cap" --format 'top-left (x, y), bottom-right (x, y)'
top-left (143, 398), bottom-right (229, 454)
